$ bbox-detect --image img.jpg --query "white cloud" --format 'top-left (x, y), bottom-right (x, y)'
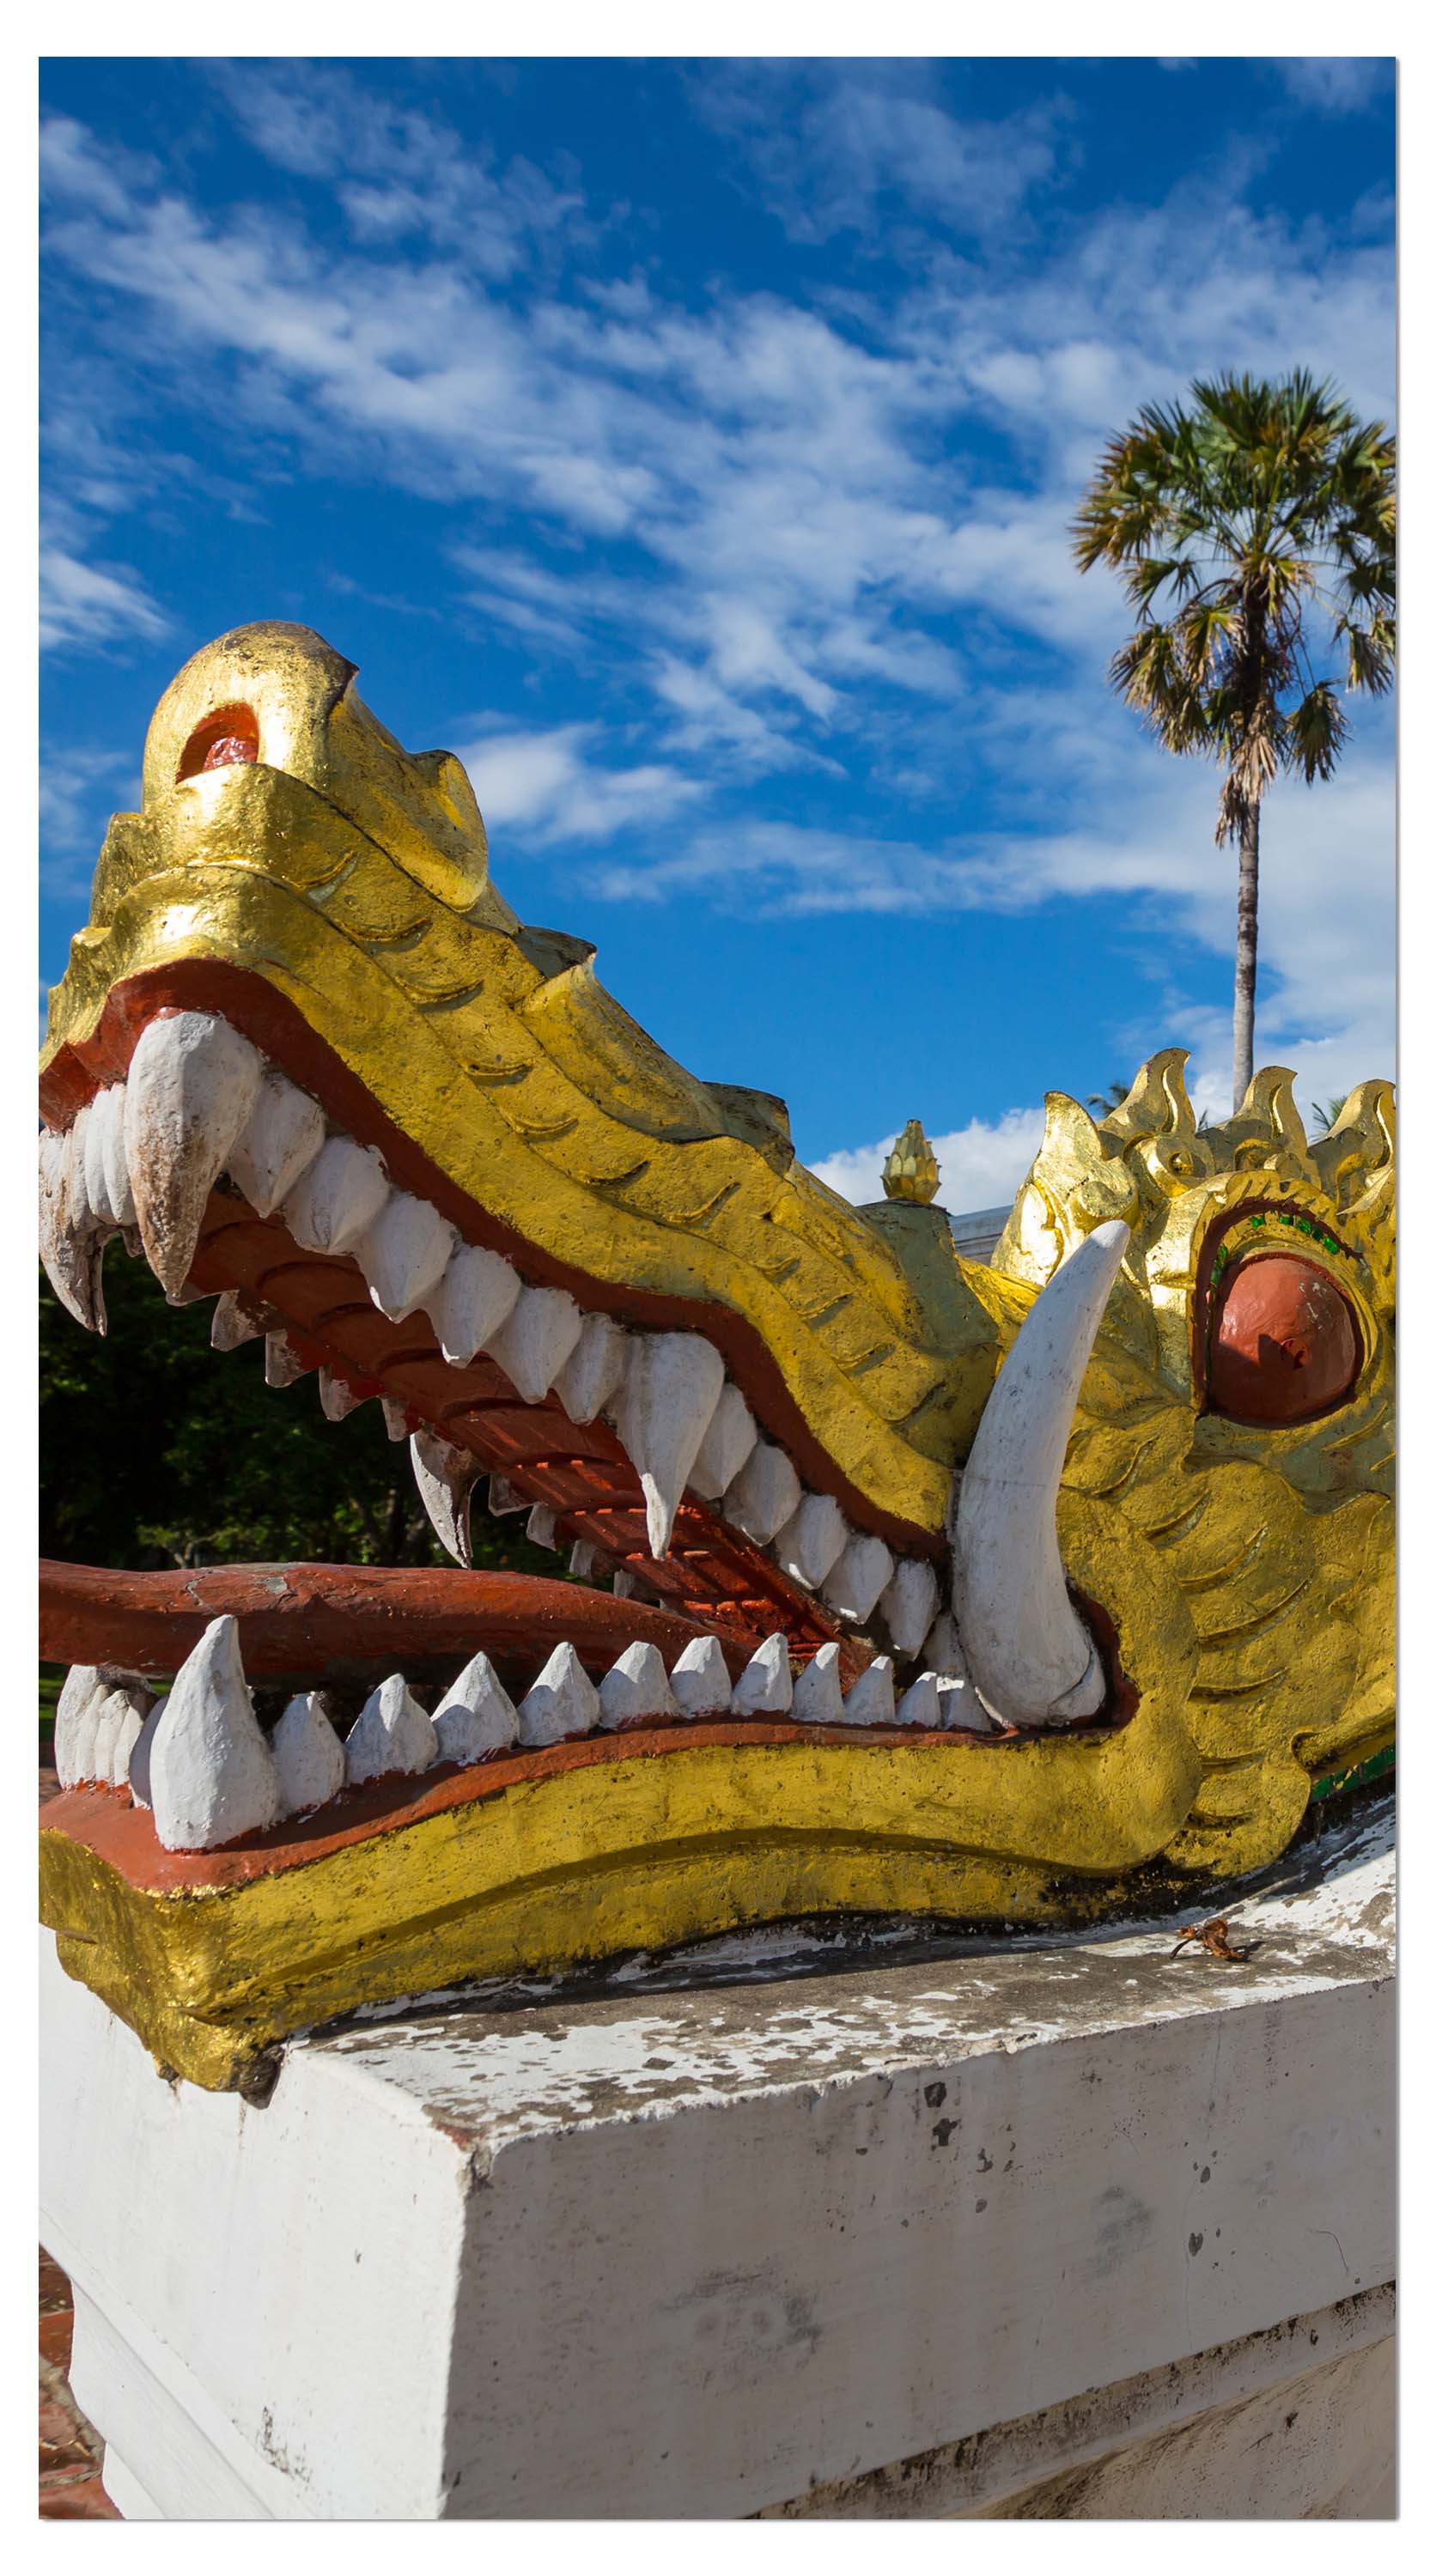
top-left (1275, 59), bottom-right (1390, 114)
top-left (459, 724), bottom-right (703, 845)
top-left (40, 538), bottom-right (168, 653)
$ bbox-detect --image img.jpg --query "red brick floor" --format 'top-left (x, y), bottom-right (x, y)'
top-left (40, 1762), bottom-right (122, 2518)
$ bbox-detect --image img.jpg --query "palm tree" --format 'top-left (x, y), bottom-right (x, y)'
top-left (1073, 374), bottom-right (1394, 1109)
top-left (1308, 1094), bottom-right (1348, 1135)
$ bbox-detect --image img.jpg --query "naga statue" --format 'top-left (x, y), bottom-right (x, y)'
top-left (38, 623), bottom-right (1395, 2095)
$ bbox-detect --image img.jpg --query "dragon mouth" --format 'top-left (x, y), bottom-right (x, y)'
top-left (40, 984), bottom-right (1133, 1868)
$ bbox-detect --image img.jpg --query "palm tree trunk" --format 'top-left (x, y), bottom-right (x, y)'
top-left (1232, 799), bottom-right (1260, 1109)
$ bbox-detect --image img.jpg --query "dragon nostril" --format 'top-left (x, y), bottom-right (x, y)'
top-left (177, 704), bottom-right (261, 782)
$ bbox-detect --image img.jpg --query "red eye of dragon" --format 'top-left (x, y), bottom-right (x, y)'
top-left (176, 704), bottom-right (260, 781)
top-left (1207, 1252), bottom-right (1360, 1425)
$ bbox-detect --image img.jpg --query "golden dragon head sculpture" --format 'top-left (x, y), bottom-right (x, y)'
top-left (38, 623), bottom-right (1395, 2091)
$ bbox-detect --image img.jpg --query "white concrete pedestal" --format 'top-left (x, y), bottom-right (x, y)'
top-left (40, 1799), bottom-right (1394, 2518)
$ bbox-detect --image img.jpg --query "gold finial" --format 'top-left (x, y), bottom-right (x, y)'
top-left (882, 1117), bottom-right (940, 1205)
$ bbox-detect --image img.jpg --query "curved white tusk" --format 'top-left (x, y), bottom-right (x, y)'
top-left (954, 1218), bottom-right (1129, 1728)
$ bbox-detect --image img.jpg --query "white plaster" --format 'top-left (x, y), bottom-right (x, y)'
top-left (429, 1242), bottom-right (521, 1367)
top-left (843, 1656), bottom-right (896, 1727)
top-left (127, 1698), bottom-right (165, 1809)
top-left (518, 1641), bottom-right (600, 1748)
top-left (771, 1492), bottom-right (847, 1591)
top-left (432, 1654), bottom-right (519, 1764)
top-left (53, 1663), bottom-right (103, 1789)
top-left (264, 1331), bottom-right (310, 1388)
top-left (554, 1311), bottom-right (629, 1425)
top-left (525, 1504), bottom-right (559, 1550)
top-left (599, 1642), bottom-right (677, 1731)
top-left (210, 1290), bottom-right (264, 1352)
top-left (955, 1219), bottom-right (1129, 1728)
top-left (39, 1124), bottom-right (100, 1333)
top-left (380, 1398), bottom-right (411, 1442)
top-left (724, 1438), bottom-right (802, 1547)
top-left (318, 1367), bottom-right (367, 1420)
top-left (225, 1066), bottom-right (326, 1219)
top-left (790, 1641), bottom-right (844, 1724)
top-left (344, 1674), bottom-right (439, 1787)
top-left (81, 1090), bottom-right (122, 1225)
top-left (486, 1285), bottom-right (585, 1406)
top-left (690, 1382), bottom-right (758, 1501)
top-left (123, 1012), bottom-right (263, 1293)
top-left (893, 1670), bottom-right (940, 1729)
top-left (823, 1529), bottom-right (894, 1625)
top-left (612, 1331), bottom-right (726, 1558)
top-left (568, 1541), bottom-right (609, 1582)
top-left (486, 1473), bottom-right (527, 1516)
top-left (64, 1102), bottom-right (100, 1236)
top-left (108, 1691), bottom-right (153, 1790)
top-left (97, 1082), bottom-right (137, 1230)
top-left (731, 1632), bottom-right (793, 1716)
top-left (880, 1557), bottom-right (940, 1660)
top-left (668, 1634), bottom-right (731, 1718)
top-left (354, 1189), bottom-right (456, 1323)
top-left (923, 1611), bottom-right (969, 1677)
top-left (409, 1427), bottom-right (481, 1567)
top-left (271, 1694), bottom-right (346, 1818)
top-left (280, 1133), bottom-right (390, 1258)
top-left (148, 1617), bottom-right (281, 1852)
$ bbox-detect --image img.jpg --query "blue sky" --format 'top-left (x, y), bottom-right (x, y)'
top-left (40, 55), bottom-right (1396, 1214)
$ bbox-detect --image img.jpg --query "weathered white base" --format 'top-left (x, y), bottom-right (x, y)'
top-left (40, 1800), bottom-right (1394, 2519)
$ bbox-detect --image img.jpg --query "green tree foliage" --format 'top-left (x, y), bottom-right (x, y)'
top-left (40, 1253), bottom-right (558, 1579)
top-left (1073, 372), bottom-right (1395, 1109)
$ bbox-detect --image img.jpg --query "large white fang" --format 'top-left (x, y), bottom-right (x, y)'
top-left (39, 1127), bottom-right (106, 1333)
top-left (689, 1383), bottom-right (758, 1500)
top-left (148, 1614), bottom-right (281, 1852)
top-left (433, 1653), bottom-right (519, 1762)
top-left (555, 1312), bottom-right (629, 1425)
top-left (344, 1674), bottom-right (439, 1785)
top-left (669, 1634), bottom-right (731, 1717)
top-left (954, 1218), bottom-right (1129, 1728)
top-left (97, 1084), bottom-right (137, 1229)
top-left (599, 1642), bottom-right (678, 1732)
top-left (82, 1091), bottom-right (121, 1225)
top-left (410, 1426), bottom-right (483, 1566)
top-left (518, 1641), bottom-right (599, 1748)
top-left (731, 1633), bottom-right (793, 1716)
top-left (724, 1439), bottom-right (801, 1547)
top-left (612, 1332), bottom-right (725, 1558)
top-left (282, 1134), bottom-right (390, 1257)
top-left (880, 1557), bottom-right (940, 1660)
top-left (791, 1642), bottom-right (844, 1725)
top-left (823, 1531), bottom-right (893, 1625)
top-left (843, 1656), bottom-right (896, 1727)
top-left (271, 1692), bottom-right (346, 1815)
top-left (124, 1013), bottom-right (263, 1294)
top-left (487, 1285), bottom-right (584, 1406)
top-left (227, 1066), bottom-right (326, 1218)
top-left (429, 1242), bottom-right (521, 1366)
top-left (772, 1492), bottom-right (847, 1591)
top-left (356, 1190), bottom-right (456, 1322)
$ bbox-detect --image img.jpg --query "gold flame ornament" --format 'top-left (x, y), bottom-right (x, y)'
top-left (882, 1118), bottom-right (940, 1204)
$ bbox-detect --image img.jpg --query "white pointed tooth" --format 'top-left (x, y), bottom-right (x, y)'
top-left (280, 1133), bottom-right (390, 1257)
top-left (880, 1558), bottom-right (940, 1660)
top-left (64, 1107), bottom-right (99, 1235)
top-left (568, 1540), bottom-right (610, 1582)
top-left (87, 1685), bottom-right (130, 1786)
top-left (554, 1312), bottom-right (629, 1425)
top-left (955, 1219), bottom-right (1129, 1728)
top-left (892, 1670), bottom-right (940, 1731)
top-left (790, 1642), bottom-right (844, 1725)
top-left (518, 1641), bottom-right (600, 1748)
top-left (123, 1012), bottom-right (262, 1293)
top-left (82, 1094), bottom-right (119, 1224)
top-left (430, 1243), bottom-right (521, 1366)
top-left (689, 1383), bottom-right (759, 1500)
top-left (526, 1504), bottom-right (560, 1551)
top-left (381, 1397), bottom-right (411, 1442)
top-left (53, 1665), bottom-right (101, 1788)
top-left (599, 1642), bottom-right (678, 1732)
top-left (731, 1633), bottom-right (793, 1717)
top-left (772, 1493), bottom-right (848, 1591)
top-left (265, 1329), bottom-right (312, 1388)
top-left (271, 1692), bottom-right (347, 1815)
top-left (149, 1615), bottom-right (280, 1851)
top-left (432, 1653), bottom-right (519, 1764)
top-left (108, 1686), bottom-right (154, 1789)
top-left (226, 1065), bottom-right (326, 1218)
top-left (319, 1366), bottom-right (369, 1420)
top-left (612, 1333), bottom-right (726, 1558)
top-left (127, 1698), bottom-right (165, 1808)
top-left (487, 1285), bottom-right (585, 1406)
top-left (355, 1190), bottom-right (457, 1322)
top-left (923, 1612), bottom-right (969, 1678)
top-left (724, 1440), bottom-right (802, 1548)
top-left (211, 1290), bottom-right (265, 1352)
top-left (38, 1127), bottom-right (106, 1333)
top-left (668, 1633), bottom-right (731, 1716)
top-left (611, 1566), bottom-right (653, 1602)
top-left (823, 1531), bottom-right (894, 1626)
top-left (344, 1673), bottom-right (440, 1786)
top-left (936, 1674), bottom-right (999, 1735)
top-left (488, 1473), bottom-right (528, 1516)
top-left (843, 1656), bottom-right (897, 1728)
top-left (411, 1427), bottom-right (482, 1566)
top-left (98, 1084), bottom-right (137, 1229)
